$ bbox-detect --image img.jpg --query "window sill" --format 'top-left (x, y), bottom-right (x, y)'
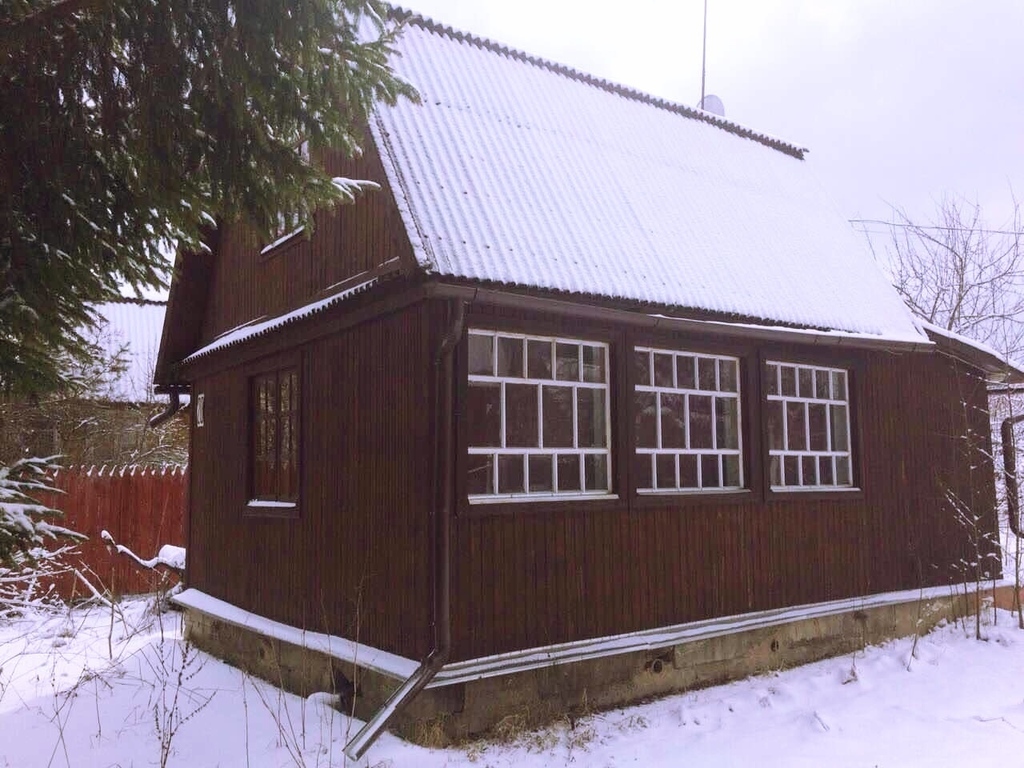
top-left (462, 494), bottom-right (622, 517)
top-left (244, 499), bottom-right (299, 519)
top-left (259, 227), bottom-right (305, 259)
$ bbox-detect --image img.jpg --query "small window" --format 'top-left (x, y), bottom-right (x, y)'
top-left (466, 330), bottom-right (612, 501)
top-left (634, 347), bottom-right (743, 492)
top-left (250, 367), bottom-right (300, 505)
top-left (764, 361), bottom-right (852, 490)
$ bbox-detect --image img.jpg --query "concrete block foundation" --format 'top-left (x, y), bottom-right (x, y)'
top-left (180, 583), bottom-right (1018, 745)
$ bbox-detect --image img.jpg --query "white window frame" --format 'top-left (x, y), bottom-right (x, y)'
top-left (466, 329), bottom-right (614, 503)
top-left (634, 347), bottom-right (744, 493)
top-left (764, 360), bottom-right (854, 491)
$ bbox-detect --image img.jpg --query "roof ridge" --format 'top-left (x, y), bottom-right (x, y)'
top-left (102, 297), bottom-right (167, 307)
top-left (388, 5), bottom-right (807, 160)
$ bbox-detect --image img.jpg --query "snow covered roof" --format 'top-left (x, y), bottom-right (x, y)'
top-left (916, 319), bottom-right (1024, 384)
top-left (84, 300), bottom-right (166, 402)
top-left (372, 11), bottom-right (926, 343)
top-left (184, 278), bottom-right (379, 363)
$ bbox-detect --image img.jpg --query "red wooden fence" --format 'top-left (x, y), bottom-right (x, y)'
top-left (38, 465), bottom-right (187, 600)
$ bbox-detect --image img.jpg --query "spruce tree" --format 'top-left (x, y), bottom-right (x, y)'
top-left (1, 0), bottom-right (415, 395)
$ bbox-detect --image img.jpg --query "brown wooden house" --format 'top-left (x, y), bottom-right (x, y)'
top-left (156, 11), bottom-right (1024, 756)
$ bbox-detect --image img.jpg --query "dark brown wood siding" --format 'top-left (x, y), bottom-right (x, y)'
top-left (448, 306), bottom-right (999, 660)
top-left (187, 301), bottom-right (440, 658)
top-left (199, 142), bottom-right (413, 347)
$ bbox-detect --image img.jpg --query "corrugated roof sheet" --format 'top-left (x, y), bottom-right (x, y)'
top-left (87, 300), bottom-right (165, 402)
top-left (372, 14), bottom-right (924, 343)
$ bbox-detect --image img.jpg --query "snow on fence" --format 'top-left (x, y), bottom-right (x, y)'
top-left (38, 465), bottom-right (187, 600)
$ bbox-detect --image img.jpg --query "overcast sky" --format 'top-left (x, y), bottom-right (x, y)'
top-left (401, 0), bottom-right (1024, 237)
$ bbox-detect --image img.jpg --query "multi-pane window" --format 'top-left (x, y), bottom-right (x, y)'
top-left (466, 330), bottom-right (612, 500)
top-left (251, 368), bottom-right (300, 503)
top-left (634, 348), bottom-right (743, 492)
top-left (764, 361), bottom-right (852, 489)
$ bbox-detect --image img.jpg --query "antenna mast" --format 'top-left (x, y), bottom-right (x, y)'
top-left (699, 0), bottom-right (708, 108)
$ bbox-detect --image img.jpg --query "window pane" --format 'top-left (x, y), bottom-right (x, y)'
top-left (557, 454), bottom-right (581, 491)
top-left (660, 393), bottom-right (686, 449)
top-left (467, 382), bottom-right (501, 447)
top-left (689, 395), bottom-right (713, 449)
top-left (542, 385), bottom-right (574, 448)
top-left (656, 454), bottom-right (677, 489)
top-left (582, 345), bottom-right (606, 383)
top-left (819, 456), bottom-right (834, 486)
top-left (723, 455), bottom-right (740, 487)
top-left (766, 400), bottom-right (784, 451)
top-left (765, 362), bottom-right (779, 396)
top-left (529, 454), bottom-right (553, 493)
top-left (719, 359), bottom-right (738, 392)
top-left (716, 397), bottom-right (739, 449)
top-left (780, 366), bottom-right (796, 396)
top-left (808, 404), bottom-right (828, 451)
top-left (467, 454), bottom-right (494, 495)
top-left (769, 456), bottom-right (782, 487)
top-left (635, 391), bottom-right (657, 448)
top-left (468, 333), bottom-right (494, 375)
top-left (635, 453), bottom-right (654, 490)
top-left (496, 336), bottom-right (524, 377)
top-left (801, 455), bottom-right (817, 486)
top-left (836, 456), bottom-right (851, 486)
top-left (679, 454), bottom-right (698, 488)
top-left (698, 357), bottom-right (717, 391)
top-left (498, 454), bottom-right (524, 494)
top-left (555, 343), bottom-right (579, 381)
top-left (633, 350), bottom-right (651, 386)
top-left (527, 339), bottom-right (552, 379)
top-left (700, 454), bottom-right (720, 488)
top-left (830, 404), bottom-right (849, 451)
top-left (505, 383), bottom-right (538, 447)
top-left (814, 370), bottom-right (830, 399)
top-left (577, 388), bottom-right (607, 448)
top-left (786, 402), bottom-right (806, 451)
top-left (676, 355), bottom-right (695, 389)
top-left (584, 454), bottom-right (608, 491)
top-left (653, 353), bottom-right (674, 387)
top-left (832, 370), bottom-right (847, 400)
top-left (798, 368), bottom-right (813, 398)
top-left (784, 455), bottom-right (799, 486)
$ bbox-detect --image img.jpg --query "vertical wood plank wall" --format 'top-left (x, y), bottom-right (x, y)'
top-left (187, 302), bottom-right (440, 659)
top-left (448, 310), bottom-right (999, 660)
top-left (198, 144), bottom-right (410, 347)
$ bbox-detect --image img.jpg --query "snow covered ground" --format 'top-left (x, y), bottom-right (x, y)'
top-left (3, 598), bottom-right (1024, 767)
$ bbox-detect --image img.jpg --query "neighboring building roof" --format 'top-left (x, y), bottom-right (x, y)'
top-left (371, 11), bottom-right (926, 343)
top-left (85, 299), bottom-right (166, 402)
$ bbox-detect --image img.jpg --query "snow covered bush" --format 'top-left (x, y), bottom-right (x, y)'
top-left (0, 457), bottom-right (84, 617)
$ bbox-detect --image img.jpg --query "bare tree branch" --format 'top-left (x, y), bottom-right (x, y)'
top-left (878, 193), bottom-right (1024, 358)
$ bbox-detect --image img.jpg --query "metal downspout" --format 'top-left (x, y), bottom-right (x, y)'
top-left (1001, 415), bottom-right (1024, 538)
top-left (344, 300), bottom-right (466, 761)
top-left (148, 391), bottom-right (182, 429)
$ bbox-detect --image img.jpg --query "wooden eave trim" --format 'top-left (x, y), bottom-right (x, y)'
top-left (424, 282), bottom-right (934, 354)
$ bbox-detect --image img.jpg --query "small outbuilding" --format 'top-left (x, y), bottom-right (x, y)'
top-left (155, 10), bottom-right (1023, 755)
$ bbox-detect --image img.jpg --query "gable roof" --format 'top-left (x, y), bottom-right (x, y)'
top-left (371, 10), bottom-right (925, 344)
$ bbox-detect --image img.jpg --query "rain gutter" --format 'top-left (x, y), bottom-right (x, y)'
top-left (148, 390), bottom-right (183, 429)
top-left (1001, 415), bottom-right (1024, 538)
top-left (344, 299), bottom-right (467, 761)
top-left (424, 283), bottom-right (933, 353)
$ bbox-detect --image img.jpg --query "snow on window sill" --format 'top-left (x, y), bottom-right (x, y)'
top-left (469, 492), bottom-right (618, 505)
top-left (246, 500), bottom-right (298, 509)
